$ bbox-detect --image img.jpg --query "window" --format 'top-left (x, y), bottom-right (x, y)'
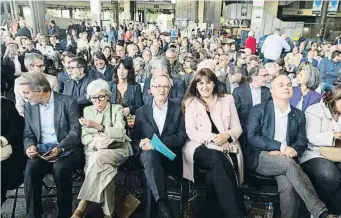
top-left (61, 9), bottom-right (70, 18)
top-left (74, 9), bottom-right (91, 20)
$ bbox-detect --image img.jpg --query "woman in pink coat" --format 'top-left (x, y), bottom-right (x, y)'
top-left (182, 68), bottom-right (246, 218)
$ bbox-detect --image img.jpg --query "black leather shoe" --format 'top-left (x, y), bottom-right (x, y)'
top-left (157, 200), bottom-right (175, 218)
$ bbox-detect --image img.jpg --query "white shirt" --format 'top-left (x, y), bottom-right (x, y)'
top-left (152, 100), bottom-right (168, 134)
top-left (97, 66), bottom-right (107, 75)
top-left (261, 34), bottom-right (290, 61)
top-left (296, 96), bottom-right (303, 111)
top-left (250, 83), bottom-right (261, 106)
top-left (273, 101), bottom-right (291, 152)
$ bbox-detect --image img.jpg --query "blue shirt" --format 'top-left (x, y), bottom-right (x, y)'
top-left (318, 57), bottom-right (341, 85)
top-left (39, 93), bottom-right (58, 144)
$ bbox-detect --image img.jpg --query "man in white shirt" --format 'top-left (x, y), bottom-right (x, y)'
top-left (15, 53), bottom-right (59, 116)
top-left (132, 74), bottom-right (187, 218)
top-left (246, 75), bottom-right (335, 218)
top-left (261, 29), bottom-right (290, 63)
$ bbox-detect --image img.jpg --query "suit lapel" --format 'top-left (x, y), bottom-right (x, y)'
top-left (286, 108), bottom-right (296, 143)
top-left (244, 83), bottom-right (253, 107)
top-left (30, 104), bottom-right (41, 143)
top-left (161, 101), bottom-right (175, 136)
top-left (144, 102), bottom-right (160, 136)
top-left (268, 101), bottom-right (276, 139)
top-left (53, 92), bottom-right (61, 140)
top-left (261, 87), bottom-right (266, 102)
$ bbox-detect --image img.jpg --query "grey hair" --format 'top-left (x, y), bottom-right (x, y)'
top-left (24, 53), bottom-right (44, 70)
top-left (166, 48), bottom-right (177, 55)
top-left (18, 72), bottom-right (51, 92)
top-left (86, 79), bottom-right (112, 99)
top-left (142, 48), bottom-right (152, 55)
top-left (133, 57), bottom-right (145, 67)
top-left (150, 56), bottom-right (171, 76)
top-left (299, 65), bottom-right (320, 90)
top-left (150, 74), bottom-right (173, 88)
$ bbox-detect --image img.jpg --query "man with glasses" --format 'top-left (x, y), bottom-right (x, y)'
top-left (63, 57), bottom-right (104, 115)
top-left (19, 72), bottom-right (80, 218)
top-left (133, 74), bottom-right (187, 218)
top-left (232, 66), bottom-right (272, 146)
top-left (14, 53), bottom-right (59, 116)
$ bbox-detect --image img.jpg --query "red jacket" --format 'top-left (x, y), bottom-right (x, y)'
top-left (245, 36), bottom-right (256, 54)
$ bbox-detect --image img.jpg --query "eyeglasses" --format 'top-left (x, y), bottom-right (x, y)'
top-left (259, 74), bottom-right (270, 78)
top-left (152, 85), bottom-right (170, 90)
top-left (89, 95), bottom-right (107, 102)
top-left (33, 64), bottom-right (45, 68)
top-left (67, 66), bottom-right (79, 70)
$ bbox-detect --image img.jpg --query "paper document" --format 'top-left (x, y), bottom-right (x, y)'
top-left (151, 134), bottom-right (176, 161)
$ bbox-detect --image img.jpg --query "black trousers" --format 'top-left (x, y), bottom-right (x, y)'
top-left (140, 149), bottom-right (182, 218)
top-left (193, 145), bottom-right (246, 218)
top-left (24, 154), bottom-right (74, 218)
top-left (301, 157), bottom-right (341, 215)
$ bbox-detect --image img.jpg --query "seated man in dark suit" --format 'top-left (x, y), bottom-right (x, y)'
top-left (133, 74), bottom-right (187, 218)
top-left (19, 72), bottom-right (81, 218)
top-left (299, 49), bottom-right (318, 68)
top-left (49, 35), bottom-right (63, 53)
top-left (60, 33), bottom-right (77, 54)
top-left (63, 57), bottom-right (104, 114)
top-left (233, 66), bottom-right (272, 129)
top-left (142, 57), bottom-right (186, 104)
top-left (246, 74), bottom-right (335, 218)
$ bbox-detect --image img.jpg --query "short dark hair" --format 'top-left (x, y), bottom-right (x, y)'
top-left (92, 51), bottom-right (109, 65)
top-left (332, 50), bottom-right (341, 59)
top-left (51, 20), bottom-right (55, 25)
top-left (69, 57), bottom-right (88, 71)
top-left (113, 58), bottom-right (135, 84)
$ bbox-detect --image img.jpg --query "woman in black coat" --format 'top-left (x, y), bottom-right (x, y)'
top-left (1, 98), bottom-right (26, 205)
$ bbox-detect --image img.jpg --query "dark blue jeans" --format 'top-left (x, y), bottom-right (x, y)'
top-left (301, 158), bottom-right (341, 215)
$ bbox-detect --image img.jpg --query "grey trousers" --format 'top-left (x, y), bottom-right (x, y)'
top-left (255, 151), bottom-right (327, 218)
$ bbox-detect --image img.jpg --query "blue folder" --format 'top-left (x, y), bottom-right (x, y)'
top-left (151, 134), bottom-right (176, 161)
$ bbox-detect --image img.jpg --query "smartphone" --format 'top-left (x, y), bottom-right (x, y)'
top-left (39, 150), bottom-right (52, 159)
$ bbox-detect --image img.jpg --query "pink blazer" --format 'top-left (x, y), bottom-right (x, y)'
top-left (182, 95), bottom-right (243, 182)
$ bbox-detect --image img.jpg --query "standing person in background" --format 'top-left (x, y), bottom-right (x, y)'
top-left (261, 29), bottom-right (290, 63)
top-left (48, 20), bottom-right (60, 38)
top-left (244, 31), bottom-right (256, 55)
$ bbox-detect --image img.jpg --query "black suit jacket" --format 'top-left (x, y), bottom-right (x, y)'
top-left (15, 26), bottom-right (32, 39)
top-left (108, 82), bottom-right (143, 115)
top-left (245, 100), bottom-right (308, 171)
top-left (132, 99), bottom-right (187, 154)
top-left (142, 77), bottom-right (186, 104)
top-left (23, 92), bottom-right (81, 151)
top-left (233, 82), bottom-right (272, 128)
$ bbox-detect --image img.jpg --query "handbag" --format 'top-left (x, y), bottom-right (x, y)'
top-left (319, 140), bottom-right (341, 162)
top-left (1, 136), bottom-right (12, 161)
top-left (204, 136), bottom-right (244, 185)
top-left (88, 104), bottom-right (126, 150)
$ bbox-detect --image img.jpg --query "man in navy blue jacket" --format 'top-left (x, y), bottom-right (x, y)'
top-left (246, 75), bottom-right (334, 218)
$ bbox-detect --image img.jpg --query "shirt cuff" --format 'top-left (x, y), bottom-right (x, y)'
top-left (280, 143), bottom-right (287, 153)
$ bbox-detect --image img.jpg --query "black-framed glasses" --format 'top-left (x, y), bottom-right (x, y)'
top-left (152, 85), bottom-right (170, 90)
top-left (33, 64), bottom-right (45, 68)
top-left (89, 95), bottom-right (107, 102)
top-left (67, 66), bottom-right (79, 70)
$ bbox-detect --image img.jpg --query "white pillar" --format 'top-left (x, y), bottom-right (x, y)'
top-left (250, 0), bottom-right (265, 42)
top-left (124, 1), bottom-right (131, 21)
top-left (90, 0), bottom-right (101, 26)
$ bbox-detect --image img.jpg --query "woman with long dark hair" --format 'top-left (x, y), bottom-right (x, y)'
top-left (182, 68), bottom-right (246, 218)
top-left (109, 58), bottom-right (142, 116)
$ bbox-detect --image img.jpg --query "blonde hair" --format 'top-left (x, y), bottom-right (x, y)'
top-left (3, 43), bottom-right (19, 59)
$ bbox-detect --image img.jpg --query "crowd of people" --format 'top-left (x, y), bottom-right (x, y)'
top-left (1, 18), bottom-right (341, 218)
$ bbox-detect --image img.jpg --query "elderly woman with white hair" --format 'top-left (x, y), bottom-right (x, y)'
top-left (72, 79), bottom-right (133, 218)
